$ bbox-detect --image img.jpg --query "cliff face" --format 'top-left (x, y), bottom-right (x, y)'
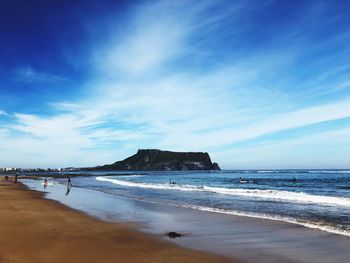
top-left (96, 149), bottom-right (220, 171)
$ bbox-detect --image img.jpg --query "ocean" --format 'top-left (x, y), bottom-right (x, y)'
top-left (31, 169), bottom-right (350, 237)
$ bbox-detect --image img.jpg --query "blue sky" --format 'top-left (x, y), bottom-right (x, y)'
top-left (0, 0), bottom-right (350, 169)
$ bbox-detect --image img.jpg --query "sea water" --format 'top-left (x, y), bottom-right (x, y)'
top-left (48, 169), bottom-right (350, 237)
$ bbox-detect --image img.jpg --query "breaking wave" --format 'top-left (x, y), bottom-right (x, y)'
top-left (96, 176), bottom-right (350, 207)
top-left (180, 204), bottom-right (350, 237)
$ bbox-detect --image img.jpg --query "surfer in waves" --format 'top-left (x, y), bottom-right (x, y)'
top-left (169, 179), bottom-right (177, 185)
top-left (239, 177), bottom-right (255, 184)
top-left (239, 177), bottom-right (248, 184)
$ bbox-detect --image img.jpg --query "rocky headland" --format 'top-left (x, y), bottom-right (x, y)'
top-left (88, 149), bottom-right (220, 171)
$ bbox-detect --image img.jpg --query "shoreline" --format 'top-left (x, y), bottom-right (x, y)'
top-left (95, 175), bottom-right (350, 237)
top-left (26, 172), bottom-right (350, 237)
top-left (22, 177), bottom-right (350, 263)
top-left (0, 181), bottom-right (232, 263)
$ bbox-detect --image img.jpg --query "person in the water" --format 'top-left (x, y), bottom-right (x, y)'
top-left (66, 175), bottom-right (72, 195)
top-left (43, 179), bottom-right (48, 189)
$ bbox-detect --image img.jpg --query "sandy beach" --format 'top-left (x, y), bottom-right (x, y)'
top-left (0, 180), bottom-right (232, 263)
top-left (3, 175), bottom-right (350, 263)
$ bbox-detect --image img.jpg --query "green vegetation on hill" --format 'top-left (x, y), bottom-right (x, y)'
top-left (90, 149), bottom-right (220, 171)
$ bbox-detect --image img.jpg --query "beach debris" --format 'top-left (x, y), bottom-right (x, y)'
top-left (166, 232), bottom-right (182, 238)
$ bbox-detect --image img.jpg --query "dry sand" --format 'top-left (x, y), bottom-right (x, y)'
top-left (0, 180), bottom-right (234, 263)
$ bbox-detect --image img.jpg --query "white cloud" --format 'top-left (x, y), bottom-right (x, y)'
top-left (1, 0), bottom-right (350, 168)
top-left (158, 98), bottom-right (350, 150)
top-left (0, 110), bottom-right (8, 116)
top-left (214, 127), bottom-right (350, 169)
top-left (0, 113), bottom-right (105, 167)
top-left (95, 1), bottom-right (244, 77)
top-left (96, 2), bottom-right (189, 76)
top-left (104, 23), bottom-right (184, 76)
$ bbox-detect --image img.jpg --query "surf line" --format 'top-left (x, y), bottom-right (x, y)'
top-left (95, 177), bottom-right (350, 207)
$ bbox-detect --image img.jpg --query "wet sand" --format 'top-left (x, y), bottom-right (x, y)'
top-left (0, 181), bottom-right (232, 263)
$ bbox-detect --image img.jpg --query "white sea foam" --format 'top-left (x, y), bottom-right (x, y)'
top-left (254, 170), bottom-right (350, 174)
top-left (180, 204), bottom-right (350, 237)
top-left (40, 182), bottom-right (55, 186)
top-left (92, 186), bottom-right (350, 237)
top-left (96, 176), bottom-right (350, 207)
top-left (120, 174), bottom-right (144, 178)
top-left (308, 170), bottom-right (350, 174)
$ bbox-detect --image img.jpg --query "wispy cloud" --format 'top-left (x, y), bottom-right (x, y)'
top-left (14, 65), bottom-right (67, 83)
top-left (101, 17), bottom-right (185, 76)
top-left (157, 98), bottom-right (350, 150)
top-left (214, 127), bottom-right (350, 169)
top-left (1, 0), bottom-right (350, 168)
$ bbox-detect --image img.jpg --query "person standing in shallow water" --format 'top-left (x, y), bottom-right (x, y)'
top-left (67, 176), bottom-right (72, 187)
top-left (66, 175), bottom-right (73, 196)
top-left (43, 179), bottom-right (48, 189)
